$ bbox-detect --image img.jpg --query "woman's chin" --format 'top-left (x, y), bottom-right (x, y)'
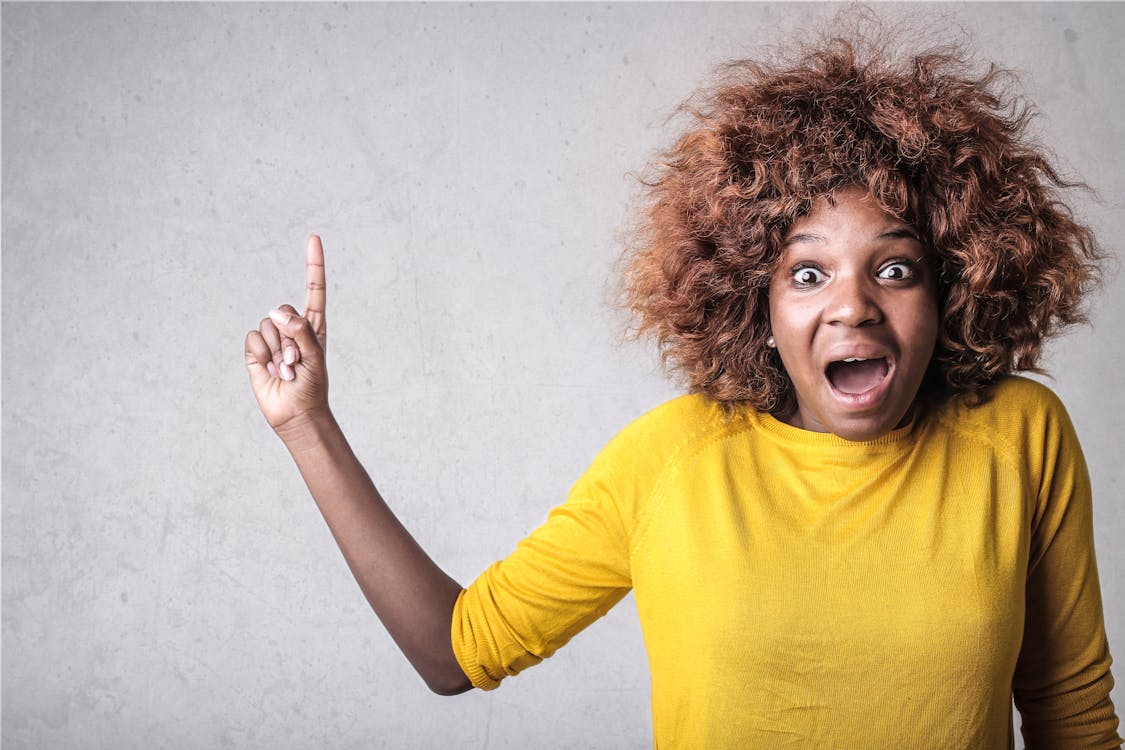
top-left (790, 381), bottom-right (916, 442)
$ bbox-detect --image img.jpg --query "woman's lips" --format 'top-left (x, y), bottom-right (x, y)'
top-left (825, 356), bottom-right (895, 408)
top-left (826, 357), bottom-right (889, 394)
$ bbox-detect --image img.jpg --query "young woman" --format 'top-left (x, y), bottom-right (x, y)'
top-left (244, 36), bottom-right (1121, 748)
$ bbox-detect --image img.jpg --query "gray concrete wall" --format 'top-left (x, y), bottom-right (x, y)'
top-left (3, 3), bottom-right (1122, 748)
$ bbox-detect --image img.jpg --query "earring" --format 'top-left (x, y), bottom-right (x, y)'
top-left (766, 336), bottom-right (776, 349)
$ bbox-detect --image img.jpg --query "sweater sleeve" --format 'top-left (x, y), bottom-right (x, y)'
top-left (1012, 391), bottom-right (1121, 748)
top-left (451, 443), bottom-right (634, 690)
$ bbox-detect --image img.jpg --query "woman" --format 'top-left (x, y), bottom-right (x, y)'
top-left (244, 35), bottom-right (1121, 748)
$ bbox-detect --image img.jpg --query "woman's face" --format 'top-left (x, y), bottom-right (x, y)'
top-left (767, 188), bottom-right (939, 441)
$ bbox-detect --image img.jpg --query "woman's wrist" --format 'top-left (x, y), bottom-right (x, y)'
top-left (275, 406), bottom-right (338, 454)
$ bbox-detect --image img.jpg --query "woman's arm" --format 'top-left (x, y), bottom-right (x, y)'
top-left (244, 236), bottom-right (471, 695)
top-left (1012, 393), bottom-right (1120, 747)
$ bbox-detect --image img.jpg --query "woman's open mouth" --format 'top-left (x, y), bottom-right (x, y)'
top-left (826, 357), bottom-right (889, 394)
top-left (825, 357), bottom-right (893, 406)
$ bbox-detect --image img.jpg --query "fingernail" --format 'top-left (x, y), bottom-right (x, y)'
top-left (269, 308), bottom-right (291, 326)
top-left (279, 362), bottom-right (294, 381)
top-left (284, 346), bottom-right (296, 365)
top-left (267, 361), bottom-right (278, 378)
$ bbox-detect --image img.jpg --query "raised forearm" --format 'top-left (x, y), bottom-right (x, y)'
top-left (281, 410), bottom-right (472, 695)
top-left (246, 237), bottom-right (471, 695)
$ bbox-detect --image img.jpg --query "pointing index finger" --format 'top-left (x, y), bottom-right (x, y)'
top-left (304, 234), bottom-right (326, 326)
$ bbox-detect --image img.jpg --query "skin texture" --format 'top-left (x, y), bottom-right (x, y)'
top-left (244, 237), bottom-right (472, 695)
top-left (768, 188), bottom-right (939, 442)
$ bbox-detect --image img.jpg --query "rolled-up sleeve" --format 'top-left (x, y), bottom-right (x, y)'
top-left (452, 454), bottom-right (634, 690)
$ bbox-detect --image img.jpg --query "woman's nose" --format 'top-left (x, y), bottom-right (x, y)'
top-left (827, 274), bottom-right (883, 327)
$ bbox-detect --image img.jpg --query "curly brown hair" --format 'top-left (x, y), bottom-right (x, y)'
top-left (622, 34), bottom-right (1102, 415)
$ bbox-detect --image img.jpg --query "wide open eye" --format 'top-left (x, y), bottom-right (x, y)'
top-left (792, 266), bottom-right (827, 286)
top-left (877, 262), bottom-right (916, 281)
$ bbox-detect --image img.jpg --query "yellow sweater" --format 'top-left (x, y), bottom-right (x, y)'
top-left (452, 376), bottom-right (1120, 748)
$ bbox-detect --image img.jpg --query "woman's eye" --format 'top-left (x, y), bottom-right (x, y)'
top-left (792, 267), bottom-right (826, 285)
top-left (877, 262), bottom-right (915, 281)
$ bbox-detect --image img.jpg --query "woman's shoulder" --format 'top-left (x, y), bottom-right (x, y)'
top-left (931, 375), bottom-right (1078, 460)
top-left (569, 393), bottom-right (757, 530)
top-left (939, 375), bottom-right (1069, 424)
top-left (611, 392), bottom-right (750, 453)
top-left (624, 391), bottom-right (729, 432)
top-left (581, 393), bottom-right (751, 487)
top-left (984, 374), bottom-right (1066, 407)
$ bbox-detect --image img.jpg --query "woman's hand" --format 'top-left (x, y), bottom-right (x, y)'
top-left (245, 235), bottom-right (330, 437)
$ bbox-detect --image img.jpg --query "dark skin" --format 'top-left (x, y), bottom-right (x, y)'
top-left (244, 236), bottom-right (472, 695)
top-left (768, 188), bottom-right (939, 441)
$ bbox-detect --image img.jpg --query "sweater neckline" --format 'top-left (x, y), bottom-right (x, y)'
top-left (752, 409), bottom-right (920, 450)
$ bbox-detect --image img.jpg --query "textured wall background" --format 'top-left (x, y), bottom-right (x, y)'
top-left (3, 3), bottom-right (1123, 748)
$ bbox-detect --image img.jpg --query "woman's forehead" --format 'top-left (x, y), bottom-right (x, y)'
top-left (782, 189), bottom-right (921, 244)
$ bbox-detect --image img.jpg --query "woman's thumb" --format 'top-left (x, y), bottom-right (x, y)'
top-left (269, 307), bottom-right (323, 362)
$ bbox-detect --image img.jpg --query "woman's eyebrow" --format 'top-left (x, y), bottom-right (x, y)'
top-left (782, 232), bottom-right (825, 246)
top-left (881, 227), bottom-right (921, 242)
